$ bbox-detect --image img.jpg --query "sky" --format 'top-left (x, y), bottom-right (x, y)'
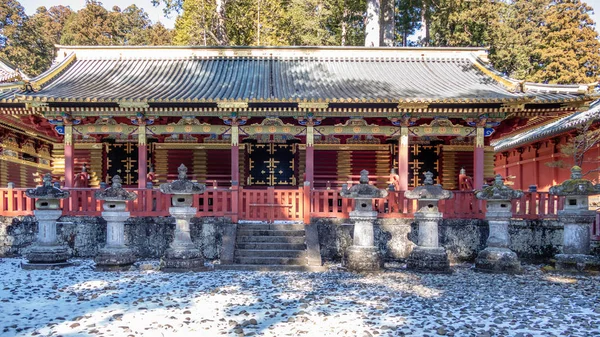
top-left (18, 0), bottom-right (600, 34)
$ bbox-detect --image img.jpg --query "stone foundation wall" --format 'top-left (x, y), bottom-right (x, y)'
top-left (314, 218), bottom-right (565, 263)
top-left (0, 215), bottom-right (577, 263)
top-left (0, 216), bottom-right (227, 260)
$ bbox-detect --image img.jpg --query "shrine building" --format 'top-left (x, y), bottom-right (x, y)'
top-left (0, 46), bottom-right (597, 223)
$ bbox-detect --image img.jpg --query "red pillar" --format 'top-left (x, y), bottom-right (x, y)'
top-left (138, 125), bottom-right (148, 188)
top-left (304, 125), bottom-right (314, 224)
top-left (305, 146), bottom-right (314, 185)
top-left (231, 144), bottom-right (239, 184)
top-left (398, 126), bottom-right (409, 190)
top-left (138, 145), bottom-right (147, 188)
top-left (64, 124), bottom-right (74, 188)
top-left (231, 125), bottom-right (240, 222)
top-left (473, 127), bottom-right (484, 190)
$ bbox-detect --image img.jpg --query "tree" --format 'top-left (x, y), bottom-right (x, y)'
top-left (395, 0), bottom-right (422, 46)
top-left (1, 1), bottom-right (73, 76)
top-left (284, 0), bottom-right (337, 46)
top-left (60, 0), bottom-right (113, 45)
top-left (0, 0), bottom-right (29, 72)
top-left (145, 22), bottom-right (175, 45)
top-left (61, 1), bottom-right (172, 46)
top-left (428, 0), bottom-right (504, 47)
top-left (172, 0), bottom-right (228, 45)
top-left (487, 0), bottom-right (549, 80)
top-left (171, 0), bottom-right (367, 47)
top-left (529, 0), bottom-right (600, 84)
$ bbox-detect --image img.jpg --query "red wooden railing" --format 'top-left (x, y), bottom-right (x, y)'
top-left (4, 187), bottom-right (600, 240)
top-left (0, 189), bottom-right (35, 216)
top-left (239, 187), bottom-right (304, 222)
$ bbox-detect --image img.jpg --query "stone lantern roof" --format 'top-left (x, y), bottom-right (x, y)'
top-left (340, 170), bottom-right (388, 199)
top-left (475, 175), bottom-right (523, 200)
top-left (159, 164), bottom-right (206, 195)
top-left (549, 166), bottom-right (600, 196)
top-left (404, 172), bottom-right (453, 200)
top-left (94, 175), bottom-right (137, 201)
top-left (25, 173), bottom-right (70, 200)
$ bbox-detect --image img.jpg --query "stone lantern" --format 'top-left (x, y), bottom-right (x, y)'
top-left (474, 174), bottom-right (523, 273)
top-left (339, 170), bottom-right (388, 272)
top-left (549, 166), bottom-right (600, 272)
top-left (159, 164), bottom-right (206, 272)
top-left (23, 173), bottom-right (71, 269)
top-left (94, 175), bottom-right (137, 270)
top-left (404, 172), bottom-right (453, 273)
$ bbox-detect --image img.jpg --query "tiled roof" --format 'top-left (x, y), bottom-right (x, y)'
top-left (23, 57), bottom-right (525, 103)
top-left (0, 57), bottom-right (28, 83)
top-left (0, 88), bottom-right (18, 102)
top-left (17, 46), bottom-right (570, 104)
top-left (493, 99), bottom-right (600, 151)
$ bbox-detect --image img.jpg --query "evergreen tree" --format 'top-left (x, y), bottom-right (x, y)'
top-left (529, 0), bottom-right (600, 84)
top-left (488, 0), bottom-right (549, 80)
top-left (61, 1), bottom-right (173, 46)
top-left (0, 0), bottom-right (29, 72)
top-left (396, 0), bottom-right (422, 46)
top-left (173, 0), bottom-right (229, 45)
top-left (428, 0), bottom-right (503, 47)
top-left (1, 2), bottom-right (72, 76)
top-left (60, 1), bottom-right (113, 45)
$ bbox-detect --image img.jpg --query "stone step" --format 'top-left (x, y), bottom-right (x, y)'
top-left (237, 224), bottom-right (306, 231)
top-left (235, 249), bottom-right (307, 258)
top-left (214, 264), bottom-right (328, 272)
top-left (236, 242), bottom-right (307, 250)
top-left (236, 235), bottom-right (306, 244)
top-left (234, 257), bottom-right (307, 265)
top-left (236, 230), bottom-right (305, 237)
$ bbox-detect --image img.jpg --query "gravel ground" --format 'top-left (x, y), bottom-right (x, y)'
top-left (0, 258), bottom-right (599, 337)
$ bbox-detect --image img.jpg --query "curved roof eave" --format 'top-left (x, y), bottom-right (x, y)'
top-left (493, 99), bottom-right (600, 151)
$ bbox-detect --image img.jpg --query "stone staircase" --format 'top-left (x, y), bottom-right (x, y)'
top-left (216, 222), bottom-right (326, 271)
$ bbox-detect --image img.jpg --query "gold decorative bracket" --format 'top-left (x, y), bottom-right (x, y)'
top-left (217, 101), bottom-right (248, 109)
top-left (298, 102), bottom-right (329, 110)
top-left (118, 101), bottom-right (149, 109)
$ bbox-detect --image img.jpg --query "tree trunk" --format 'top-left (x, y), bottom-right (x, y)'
top-left (341, 8), bottom-right (348, 46)
top-left (422, 1), bottom-right (430, 46)
top-left (380, 0), bottom-right (395, 46)
top-left (215, 0), bottom-right (229, 45)
top-left (365, 0), bottom-right (380, 47)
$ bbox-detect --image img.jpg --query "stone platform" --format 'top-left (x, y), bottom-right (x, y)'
top-left (407, 246), bottom-right (451, 273)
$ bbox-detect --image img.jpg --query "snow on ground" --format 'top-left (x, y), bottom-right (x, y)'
top-left (0, 259), bottom-right (599, 337)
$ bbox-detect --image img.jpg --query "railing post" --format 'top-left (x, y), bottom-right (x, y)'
top-left (267, 186), bottom-right (275, 223)
top-left (303, 182), bottom-right (311, 224)
top-left (231, 183), bottom-right (239, 223)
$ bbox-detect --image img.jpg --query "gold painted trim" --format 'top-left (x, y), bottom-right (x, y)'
top-left (0, 155), bottom-right (52, 170)
top-left (34, 52), bottom-right (77, 88)
top-left (471, 59), bottom-right (520, 92)
top-left (64, 125), bottom-right (73, 146)
top-left (217, 101), bottom-right (248, 109)
top-left (313, 144), bottom-right (391, 151)
top-left (298, 102), bottom-right (329, 109)
top-left (74, 143), bottom-right (103, 150)
top-left (154, 143), bottom-right (233, 150)
top-left (443, 145), bottom-right (494, 151)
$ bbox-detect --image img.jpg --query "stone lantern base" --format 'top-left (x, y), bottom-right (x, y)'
top-left (22, 245), bottom-right (72, 270)
top-left (555, 254), bottom-right (600, 273)
top-left (344, 246), bottom-right (382, 272)
top-left (162, 247), bottom-right (207, 272)
top-left (95, 247), bottom-right (136, 271)
top-left (475, 247), bottom-right (521, 274)
top-left (407, 246), bottom-right (450, 273)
